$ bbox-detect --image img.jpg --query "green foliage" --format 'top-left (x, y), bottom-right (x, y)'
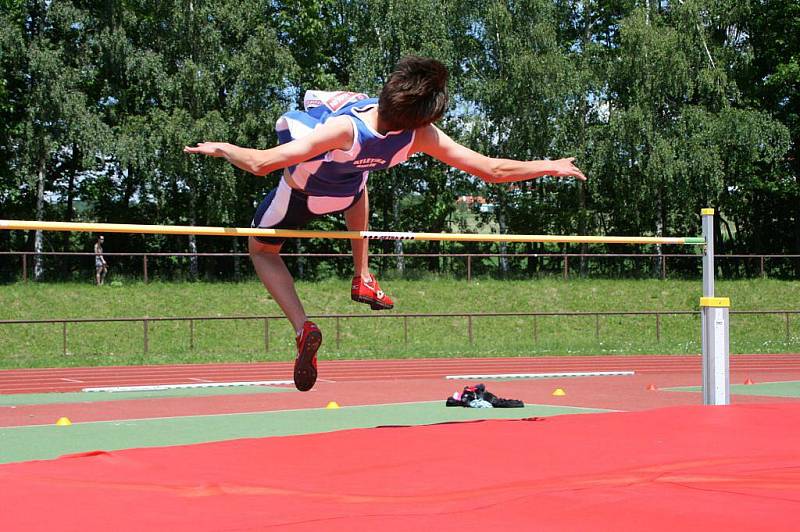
top-left (0, 0), bottom-right (797, 277)
top-left (735, 0), bottom-right (800, 254)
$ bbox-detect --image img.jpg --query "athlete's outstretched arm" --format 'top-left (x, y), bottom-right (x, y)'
top-left (183, 116), bottom-right (353, 176)
top-left (413, 125), bottom-right (586, 183)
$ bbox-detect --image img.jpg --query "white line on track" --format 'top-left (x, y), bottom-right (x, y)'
top-left (446, 371), bottom-right (635, 380)
top-left (82, 380), bottom-right (294, 392)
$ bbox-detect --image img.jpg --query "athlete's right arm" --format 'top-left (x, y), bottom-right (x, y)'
top-left (413, 124), bottom-right (586, 183)
top-left (183, 116), bottom-right (353, 176)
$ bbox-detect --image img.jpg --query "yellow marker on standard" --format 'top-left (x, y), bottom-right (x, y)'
top-left (552, 388), bottom-right (566, 397)
top-left (55, 417), bottom-right (72, 426)
top-left (325, 401), bottom-right (340, 409)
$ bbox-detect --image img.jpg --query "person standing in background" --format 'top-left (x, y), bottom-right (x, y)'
top-left (94, 235), bottom-right (107, 285)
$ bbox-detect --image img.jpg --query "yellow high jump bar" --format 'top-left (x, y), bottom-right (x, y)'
top-left (0, 219), bottom-right (705, 245)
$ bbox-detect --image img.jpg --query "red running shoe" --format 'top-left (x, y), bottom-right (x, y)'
top-left (294, 321), bottom-right (321, 392)
top-left (351, 274), bottom-right (394, 310)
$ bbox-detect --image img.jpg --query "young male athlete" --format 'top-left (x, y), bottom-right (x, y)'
top-left (184, 56), bottom-right (586, 392)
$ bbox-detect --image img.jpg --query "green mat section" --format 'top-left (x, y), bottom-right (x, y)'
top-left (667, 380), bottom-right (800, 398)
top-left (0, 385), bottom-right (292, 406)
top-left (0, 401), bottom-right (608, 464)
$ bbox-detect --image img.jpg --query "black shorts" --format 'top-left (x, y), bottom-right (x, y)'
top-left (252, 179), bottom-right (362, 245)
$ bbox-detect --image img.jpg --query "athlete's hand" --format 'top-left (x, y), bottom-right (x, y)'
top-left (183, 142), bottom-right (229, 158)
top-left (549, 157), bottom-right (587, 181)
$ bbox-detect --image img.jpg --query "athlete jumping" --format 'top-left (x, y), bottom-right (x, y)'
top-left (184, 56), bottom-right (586, 392)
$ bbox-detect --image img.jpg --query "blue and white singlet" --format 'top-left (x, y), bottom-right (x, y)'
top-left (276, 90), bottom-right (416, 198)
top-left (251, 91), bottom-right (415, 241)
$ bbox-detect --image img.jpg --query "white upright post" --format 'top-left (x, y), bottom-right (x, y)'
top-left (701, 297), bottom-right (730, 405)
top-left (700, 208), bottom-right (730, 405)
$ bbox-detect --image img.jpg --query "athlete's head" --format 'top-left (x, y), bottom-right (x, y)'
top-left (379, 56), bottom-right (449, 131)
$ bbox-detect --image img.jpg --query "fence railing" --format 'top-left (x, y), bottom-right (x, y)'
top-left (3, 251), bottom-right (800, 282)
top-left (2, 310), bottom-right (797, 356)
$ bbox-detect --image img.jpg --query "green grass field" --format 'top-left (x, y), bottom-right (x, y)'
top-left (1, 278), bottom-right (799, 368)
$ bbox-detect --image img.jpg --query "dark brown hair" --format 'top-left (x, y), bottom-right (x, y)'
top-left (379, 56), bottom-right (449, 130)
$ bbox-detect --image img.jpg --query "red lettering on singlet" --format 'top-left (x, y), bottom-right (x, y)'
top-left (326, 92), bottom-right (368, 112)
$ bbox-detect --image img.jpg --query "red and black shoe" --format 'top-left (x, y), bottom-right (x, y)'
top-left (351, 274), bottom-right (394, 310)
top-left (294, 321), bottom-right (321, 392)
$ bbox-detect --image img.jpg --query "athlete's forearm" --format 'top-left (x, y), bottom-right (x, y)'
top-left (185, 117), bottom-right (353, 176)
top-left (183, 141), bottom-right (296, 176)
top-left (485, 157), bottom-right (587, 183)
top-left (216, 144), bottom-right (278, 175)
top-left (485, 159), bottom-right (556, 183)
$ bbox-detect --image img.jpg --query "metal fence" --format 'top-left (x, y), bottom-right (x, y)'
top-left (3, 251), bottom-right (800, 282)
top-left (2, 310), bottom-right (797, 356)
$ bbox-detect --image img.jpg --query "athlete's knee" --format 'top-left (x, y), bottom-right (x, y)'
top-left (248, 236), bottom-right (283, 255)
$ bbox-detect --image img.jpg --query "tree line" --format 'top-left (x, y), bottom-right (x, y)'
top-left (1, 0), bottom-right (797, 281)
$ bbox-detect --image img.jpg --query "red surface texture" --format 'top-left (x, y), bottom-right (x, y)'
top-left (2, 403), bottom-right (800, 531)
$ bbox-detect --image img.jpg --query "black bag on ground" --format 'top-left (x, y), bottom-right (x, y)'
top-left (484, 391), bottom-right (524, 408)
top-left (445, 383), bottom-right (524, 408)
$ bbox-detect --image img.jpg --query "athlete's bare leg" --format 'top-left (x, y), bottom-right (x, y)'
top-left (344, 188), bottom-right (370, 280)
top-left (248, 237), bottom-right (307, 333)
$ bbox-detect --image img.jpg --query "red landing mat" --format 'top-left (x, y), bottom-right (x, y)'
top-left (2, 404), bottom-right (800, 531)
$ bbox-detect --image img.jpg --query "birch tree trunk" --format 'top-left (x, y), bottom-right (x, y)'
top-left (188, 192), bottom-right (199, 281)
top-left (232, 238), bottom-right (241, 281)
top-left (497, 206), bottom-right (509, 276)
top-left (34, 157), bottom-right (46, 281)
top-left (393, 193), bottom-right (404, 274)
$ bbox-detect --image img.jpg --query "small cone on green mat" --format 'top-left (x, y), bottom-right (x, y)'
top-left (646, 384), bottom-right (658, 391)
top-left (325, 401), bottom-right (340, 409)
top-left (552, 388), bottom-right (566, 397)
top-left (55, 417), bottom-right (72, 426)
top-left (744, 378), bottom-right (754, 385)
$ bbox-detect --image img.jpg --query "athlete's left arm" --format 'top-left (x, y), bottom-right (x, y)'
top-left (413, 125), bottom-right (586, 183)
top-left (183, 116), bottom-right (354, 176)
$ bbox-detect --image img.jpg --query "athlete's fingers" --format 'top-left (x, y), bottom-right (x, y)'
top-left (569, 161), bottom-right (587, 181)
top-left (184, 143), bottom-right (222, 156)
